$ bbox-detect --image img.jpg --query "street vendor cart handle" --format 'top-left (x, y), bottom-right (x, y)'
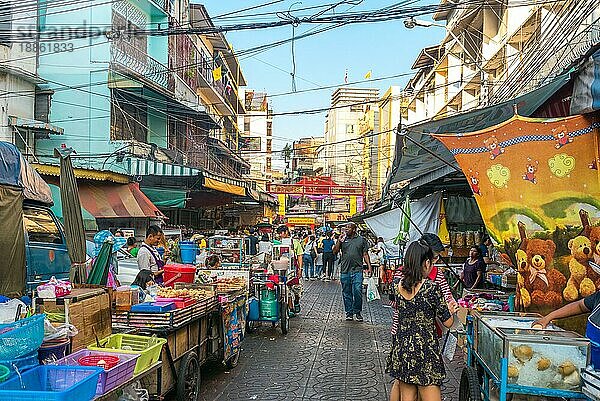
top-left (163, 273), bottom-right (182, 286)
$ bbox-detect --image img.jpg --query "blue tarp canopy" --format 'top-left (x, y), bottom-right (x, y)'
top-left (0, 141), bottom-right (52, 204)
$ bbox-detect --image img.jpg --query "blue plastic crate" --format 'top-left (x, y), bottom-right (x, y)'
top-left (0, 365), bottom-right (102, 401)
top-left (130, 302), bottom-right (175, 313)
top-left (0, 315), bottom-right (44, 360)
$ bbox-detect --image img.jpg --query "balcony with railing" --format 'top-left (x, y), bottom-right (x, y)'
top-left (111, 41), bottom-right (170, 90)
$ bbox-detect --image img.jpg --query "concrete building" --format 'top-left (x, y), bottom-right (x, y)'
top-left (23, 0), bottom-right (267, 231)
top-left (323, 87), bottom-right (379, 186)
top-left (291, 137), bottom-right (325, 180)
top-left (238, 89), bottom-right (273, 190)
top-left (402, 0), bottom-right (600, 126)
top-left (0, 2), bottom-right (62, 153)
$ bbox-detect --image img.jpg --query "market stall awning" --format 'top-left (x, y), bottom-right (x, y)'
top-left (48, 184), bottom-right (98, 231)
top-left (78, 182), bottom-right (165, 219)
top-left (33, 163), bottom-right (129, 184)
top-left (388, 71), bottom-right (572, 186)
top-left (203, 176), bottom-right (246, 196)
top-left (140, 187), bottom-right (188, 209)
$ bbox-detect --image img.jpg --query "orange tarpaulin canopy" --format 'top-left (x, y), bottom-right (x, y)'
top-left (203, 177), bottom-right (246, 196)
top-left (79, 182), bottom-right (164, 218)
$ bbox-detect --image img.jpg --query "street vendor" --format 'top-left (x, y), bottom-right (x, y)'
top-left (532, 290), bottom-right (600, 328)
top-left (137, 225), bottom-right (165, 283)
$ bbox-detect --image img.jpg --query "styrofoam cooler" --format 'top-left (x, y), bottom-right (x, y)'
top-left (54, 349), bottom-right (140, 395)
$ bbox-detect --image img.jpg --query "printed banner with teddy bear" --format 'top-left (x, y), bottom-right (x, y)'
top-left (434, 114), bottom-right (600, 318)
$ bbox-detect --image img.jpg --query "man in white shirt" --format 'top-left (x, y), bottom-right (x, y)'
top-left (137, 225), bottom-right (165, 282)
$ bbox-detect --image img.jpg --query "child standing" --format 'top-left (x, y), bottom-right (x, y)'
top-left (386, 240), bottom-right (456, 401)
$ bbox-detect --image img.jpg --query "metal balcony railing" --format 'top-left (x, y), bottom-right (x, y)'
top-left (111, 42), bottom-right (169, 89)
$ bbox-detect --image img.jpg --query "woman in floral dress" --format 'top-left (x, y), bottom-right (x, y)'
top-left (386, 240), bottom-right (457, 401)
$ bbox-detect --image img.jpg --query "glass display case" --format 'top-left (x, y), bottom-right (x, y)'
top-left (471, 311), bottom-right (589, 393)
top-left (499, 327), bottom-right (589, 391)
top-left (208, 236), bottom-right (247, 268)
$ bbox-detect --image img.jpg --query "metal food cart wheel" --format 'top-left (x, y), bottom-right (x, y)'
top-left (177, 351), bottom-right (201, 401)
top-left (459, 366), bottom-right (482, 401)
top-left (225, 347), bottom-right (241, 369)
top-left (280, 300), bottom-right (289, 334)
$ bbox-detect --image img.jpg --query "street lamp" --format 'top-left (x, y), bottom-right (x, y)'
top-left (403, 17), bottom-right (478, 65)
top-left (289, 1), bottom-right (302, 92)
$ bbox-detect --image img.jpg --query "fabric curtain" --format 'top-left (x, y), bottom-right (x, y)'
top-left (55, 148), bottom-right (87, 274)
top-left (0, 186), bottom-right (26, 295)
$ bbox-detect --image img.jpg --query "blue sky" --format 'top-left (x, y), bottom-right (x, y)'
top-left (199, 1), bottom-right (443, 156)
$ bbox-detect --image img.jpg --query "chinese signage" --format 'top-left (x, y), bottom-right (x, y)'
top-left (286, 217), bottom-right (316, 225)
top-left (268, 184), bottom-right (363, 196)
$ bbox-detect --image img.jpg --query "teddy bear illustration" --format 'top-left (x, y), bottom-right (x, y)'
top-left (483, 136), bottom-right (504, 160)
top-left (553, 128), bottom-right (573, 149)
top-left (522, 238), bottom-right (566, 309)
top-left (580, 210), bottom-right (600, 289)
top-left (516, 248), bottom-right (532, 308)
top-left (522, 158), bottom-right (538, 184)
top-left (563, 235), bottom-right (596, 302)
top-left (467, 169), bottom-right (481, 195)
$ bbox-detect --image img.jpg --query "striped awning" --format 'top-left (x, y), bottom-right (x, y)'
top-left (79, 182), bottom-right (165, 219)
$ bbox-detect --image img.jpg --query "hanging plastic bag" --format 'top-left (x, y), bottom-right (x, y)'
top-left (117, 381), bottom-right (149, 401)
top-left (43, 318), bottom-right (78, 342)
top-left (367, 276), bottom-right (380, 302)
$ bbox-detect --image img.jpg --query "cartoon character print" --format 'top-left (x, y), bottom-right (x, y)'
top-left (483, 136), bottom-right (504, 160)
top-left (522, 158), bottom-right (539, 184)
top-left (468, 170), bottom-right (481, 196)
top-left (553, 128), bottom-right (573, 149)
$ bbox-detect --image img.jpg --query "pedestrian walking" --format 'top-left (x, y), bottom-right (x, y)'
top-left (303, 235), bottom-right (317, 279)
top-left (386, 240), bottom-right (457, 401)
top-left (333, 222), bottom-right (372, 321)
top-left (322, 231), bottom-right (336, 281)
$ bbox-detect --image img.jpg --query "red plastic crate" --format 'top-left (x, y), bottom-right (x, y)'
top-left (163, 264), bottom-right (196, 287)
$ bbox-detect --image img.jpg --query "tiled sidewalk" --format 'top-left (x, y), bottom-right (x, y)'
top-left (199, 280), bottom-right (464, 401)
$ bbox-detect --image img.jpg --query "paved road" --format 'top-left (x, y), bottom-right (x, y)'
top-left (200, 280), bottom-right (463, 401)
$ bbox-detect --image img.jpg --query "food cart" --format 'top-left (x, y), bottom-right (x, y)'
top-left (208, 236), bottom-right (251, 269)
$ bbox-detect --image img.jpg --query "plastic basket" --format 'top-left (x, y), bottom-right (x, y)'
top-left (0, 365), bottom-right (102, 401)
top-left (78, 355), bottom-right (120, 370)
top-left (0, 365), bottom-right (8, 383)
top-left (54, 350), bottom-right (139, 395)
top-left (88, 334), bottom-right (166, 375)
top-left (0, 351), bottom-right (39, 380)
top-left (0, 314), bottom-right (45, 360)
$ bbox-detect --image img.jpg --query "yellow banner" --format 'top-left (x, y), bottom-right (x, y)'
top-left (349, 195), bottom-right (357, 215)
top-left (287, 217), bottom-right (315, 225)
top-left (435, 114), bottom-right (600, 316)
top-left (278, 194), bottom-right (286, 216)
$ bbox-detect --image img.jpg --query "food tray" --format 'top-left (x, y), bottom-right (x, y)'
top-left (155, 297), bottom-right (197, 309)
top-left (112, 295), bottom-right (218, 331)
top-left (54, 349), bottom-right (139, 395)
top-left (88, 334), bottom-right (166, 375)
top-left (130, 302), bottom-right (175, 313)
top-left (0, 365), bottom-right (103, 401)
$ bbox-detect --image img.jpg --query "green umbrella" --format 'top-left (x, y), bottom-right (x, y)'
top-left (394, 194), bottom-right (411, 245)
top-left (86, 241), bottom-right (112, 285)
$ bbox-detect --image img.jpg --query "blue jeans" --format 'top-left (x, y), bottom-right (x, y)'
top-left (340, 271), bottom-right (363, 315)
top-left (303, 254), bottom-right (315, 278)
top-left (315, 264), bottom-right (323, 276)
